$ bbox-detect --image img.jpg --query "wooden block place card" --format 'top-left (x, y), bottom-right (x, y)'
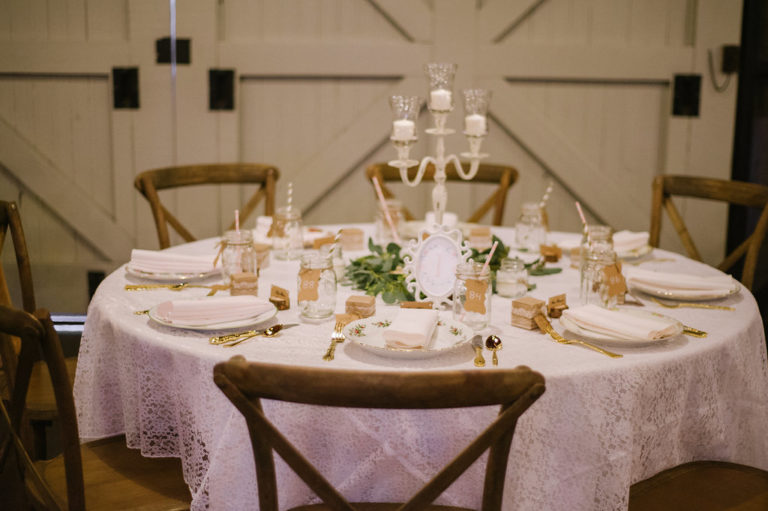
top-left (230, 272), bottom-right (258, 296)
top-left (547, 293), bottom-right (568, 319)
top-left (511, 296), bottom-right (545, 330)
top-left (469, 227), bottom-right (492, 250)
top-left (339, 228), bottom-right (364, 251)
top-left (346, 295), bottom-right (376, 318)
top-left (270, 285), bottom-right (290, 310)
top-left (539, 244), bottom-right (562, 263)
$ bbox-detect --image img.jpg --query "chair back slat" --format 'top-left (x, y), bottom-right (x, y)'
top-left (134, 164), bottom-right (279, 249)
top-left (0, 306), bottom-right (85, 510)
top-left (649, 175), bottom-right (768, 290)
top-left (214, 357), bottom-right (544, 511)
top-left (366, 162), bottom-right (519, 226)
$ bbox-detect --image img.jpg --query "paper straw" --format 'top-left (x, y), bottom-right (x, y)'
top-left (574, 201), bottom-right (587, 226)
top-left (234, 209), bottom-right (240, 232)
top-left (372, 177), bottom-right (402, 245)
top-left (481, 241), bottom-right (498, 275)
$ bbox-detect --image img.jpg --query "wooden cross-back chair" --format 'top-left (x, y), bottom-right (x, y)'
top-left (1, 200), bottom-right (78, 460)
top-left (214, 356), bottom-right (545, 511)
top-left (649, 175), bottom-right (768, 290)
top-left (134, 163), bottom-right (279, 249)
top-left (366, 162), bottom-right (519, 226)
top-left (0, 304), bottom-right (190, 510)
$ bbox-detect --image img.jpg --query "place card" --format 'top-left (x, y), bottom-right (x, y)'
top-left (400, 301), bottom-right (433, 309)
top-left (270, 285), bottom-right (290, 310)
top-left (346, 295), bottom-right (376, 318)
top-left (539, 244), bottom-right (562, 263)
top-left (464, 278), bottom-right (488, 314)
top-left (511, 296), bottom-right (545, 330)
top-left (230, 272), bottom-right (258, 296)
top-left (469, 227), bottom-right (492, 250)
top-left (547, 293), bottom-right (568, 319)
top-left (298, 268), bottom-right (322, 302)
top-left (601, 263), bottom-right (627, 301)
top-left (339, 228), bottom-right (364, 251)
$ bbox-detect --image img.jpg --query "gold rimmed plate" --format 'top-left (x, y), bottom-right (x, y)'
top-left (343, 316), bottom-right (471, 359)
top-left (126, 265), bottom-right (221, 283)
top-left (559, 309), bottom-right (683, 347)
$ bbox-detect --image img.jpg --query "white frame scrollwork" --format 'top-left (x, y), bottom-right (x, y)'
top-left (401, 224), bottom-right (472, 309)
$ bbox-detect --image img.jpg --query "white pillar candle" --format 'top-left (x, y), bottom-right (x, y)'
top-left (430, 89), bottom-right (452, 111)
top-left (392, 119), bottom-right (415, 140)
top-left (464, 114), bottom-right (487, 136)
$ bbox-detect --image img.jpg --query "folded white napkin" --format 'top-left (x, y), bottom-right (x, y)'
top-left (382, 309), bottom-right (439, 349)
top-left (154, 295), bottom-right (273, 326)
top-left (129, 249), bottom-right (216, 274)
top-left (562, 304), bottom-right (679, 341)
top-left (624, 267), bottom-right (735, 293)
top-left (612, 230), bottom-right (649, 253)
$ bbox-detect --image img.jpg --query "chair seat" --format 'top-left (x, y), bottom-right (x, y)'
top-left (36, 435), bottom-right (190, 510)
top-left (26, 356), bottom-right (77, 421)
top-left (291, 504), bottom-right (473, 511)
top-left (629, 461), bottom-right (768, 511)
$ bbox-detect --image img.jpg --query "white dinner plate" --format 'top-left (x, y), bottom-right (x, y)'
top-left (147, 303), bottom-right (277, 331)
top-left (628, 277), bottom-right (740, 301)
top-left (343, 316), bottom-right (472, 359)
top-left (126, 265), bottom-right (221, 283)
top-left (616, 244), bottom-right (653, 260)
top-left (559, 309), bottom-right (683, 347)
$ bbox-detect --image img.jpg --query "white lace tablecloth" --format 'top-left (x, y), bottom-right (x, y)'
top-left (74, 225), bottom-right (768, 511)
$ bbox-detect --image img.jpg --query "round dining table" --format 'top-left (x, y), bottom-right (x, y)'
top-left (73, 224), bottom-right (768, 511)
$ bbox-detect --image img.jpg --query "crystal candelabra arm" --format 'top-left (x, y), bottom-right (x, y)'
top-left (447, 153), bottom-right (482, 181)
top-left (398, 155), bottom-right (436, 187)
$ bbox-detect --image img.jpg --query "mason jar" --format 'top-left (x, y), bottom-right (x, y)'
top-left (495, 257), bottom-right (528, 298)
top-left (221, 229), bottom-right (256, 282)
top-left (297, 251), bottom-right (337, 320)
top-left (515, 202), bottom-right (546, 251)
top-left (580, 236), bottom-right (617, 307)
top-left (452, 262), bottom-right (491, 330)
top-left (375, 199), bottom-right (403, 245)
top-left (272, 206), bottom-right (304, 260)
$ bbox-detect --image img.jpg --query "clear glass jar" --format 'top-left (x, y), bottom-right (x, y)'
top-left (297, 251), bottom-right (337, 320)
top-left (221, 230), bottom-right (256, 281)
top-left (272, 206), bottom-right (304, 260)
top-left (375, 199), bottom-right (403, 245)
top-left (515, 202), bottom-right (546, 251)
top-left (496, 257), bottom-right (528, 298)
top-left (580, 237), bottom-right (618, 307)
top-left (331, 245), bottom-right (348, 285)
top-left (452, 262), bottom-right (491, 330)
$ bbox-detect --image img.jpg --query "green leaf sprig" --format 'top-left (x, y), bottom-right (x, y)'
top-left (344, 239), bottom-right (415, 304)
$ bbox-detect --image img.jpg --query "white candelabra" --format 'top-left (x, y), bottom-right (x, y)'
top-left (388, 63), bottom-right (491, 226)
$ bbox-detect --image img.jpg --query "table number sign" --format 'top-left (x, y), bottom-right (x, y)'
top-left (464, 278), bottom-right (489, 314)
top-left (298, 268), bottom-right (322, 302)
top-left (601, 263), bottom-right (627, 302)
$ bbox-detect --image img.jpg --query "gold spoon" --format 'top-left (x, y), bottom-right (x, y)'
top-left (471, 335), bottom-right (485, 367)
top-left (485, 335), bottom-right (502, 366)
top-left (221, 324), bottom-right (285, 347)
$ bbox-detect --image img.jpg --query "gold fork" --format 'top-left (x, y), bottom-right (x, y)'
top-left (323, 322), bottom-right (345, 361)
top-left (650, 297), bottom-right (734, 311)
top-left (125, 283), bottom-right (210, 291)
top-left (533, 315), bottom-right (623, 359)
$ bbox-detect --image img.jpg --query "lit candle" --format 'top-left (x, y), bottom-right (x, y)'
top-left (392, 119), bottom-right (415, 140)
top-left (430, 88), bottom-right (452, 111)
top-left (464, 114), bottom-right (486, 136)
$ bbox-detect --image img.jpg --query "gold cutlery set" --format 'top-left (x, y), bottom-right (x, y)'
top-left (127, 278), bottom-right (728, 360)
